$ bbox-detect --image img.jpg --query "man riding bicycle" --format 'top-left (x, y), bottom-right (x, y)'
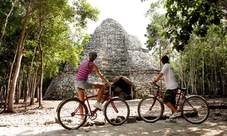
top-left (153, 55), bottom-right (181, 122)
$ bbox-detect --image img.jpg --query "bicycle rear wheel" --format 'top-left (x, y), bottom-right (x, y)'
top-left (182, 95), bottom-right (209, 124)
top-left (57, 97), bottom-right (88, 130)
top-left (104, 98), bottom-right (130, 126)
top-left (137, 96), bottom-right (164, 123)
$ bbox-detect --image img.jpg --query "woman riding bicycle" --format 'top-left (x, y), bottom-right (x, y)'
top-left (153, 55), bottom-right (181, 122)
top-left (75, 51), bottom-right (112, 111)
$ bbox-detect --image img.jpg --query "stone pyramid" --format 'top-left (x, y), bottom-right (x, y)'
top-left (43, 18), bottom-right (159, 100)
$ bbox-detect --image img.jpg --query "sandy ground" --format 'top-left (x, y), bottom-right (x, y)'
top-left (0, 99), bottom-right (227, 136)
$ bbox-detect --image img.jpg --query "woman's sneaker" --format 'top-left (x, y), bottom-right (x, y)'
top-left (94, 102), bottom-right (103, 111)
top-left (169, 112), bottom-right (181, 119)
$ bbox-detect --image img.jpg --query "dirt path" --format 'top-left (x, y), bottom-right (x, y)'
top-left (0, 99), bottom-right (227, 136)
top-left (1, 118), bottom-right (227, 136)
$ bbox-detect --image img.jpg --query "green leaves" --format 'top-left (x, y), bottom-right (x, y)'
top-left (0, 0), bottom-right (99, 79)
top-left (165, 0), bottom-right (226, 51)
top-left (72, 0), bottom-right (99, 28)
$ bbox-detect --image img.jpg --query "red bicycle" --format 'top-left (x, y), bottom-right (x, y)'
top-left (137, 82), bottom-right (209, 124)
top-left (56, 86), bottom-right (130, 130)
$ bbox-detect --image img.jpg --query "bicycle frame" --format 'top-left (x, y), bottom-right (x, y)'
top-left (149, 88), bottom-right (164, 110)
top-left (175, 90), bottom-right (186, 110)
top-left (174, 89), bottom-right (200, 114)
top-left (57, 86), bottom-right (131, 129)
top-left (81, 88), bottom-right (119, 117)
top-left (84, 90), bottom-right (111, 115)
top-left (152, 85), bottom-right (192, 112)
top-left (138, 82), bottom-right (209, 124)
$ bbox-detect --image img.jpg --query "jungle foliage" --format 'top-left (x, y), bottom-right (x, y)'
top-left (144, 0), bottom-right (227, 97)
top-left (0, 0), bottom-right (99, 112)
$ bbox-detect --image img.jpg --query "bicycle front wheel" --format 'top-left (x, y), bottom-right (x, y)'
top-left (182, 95), bottom-right (209, 124)
top-left (137, 96), bottom-right (164, 123)
top-left (104, 98), bottom-right (130, 126)
top-left (57, 98), bottom-right (88, 130)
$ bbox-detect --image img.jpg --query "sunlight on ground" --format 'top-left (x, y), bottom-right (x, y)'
top-left (0, 126), bottom-right (63, 136)
top-left (202, 129), bottom-right (225, 136)
top-left (153, 129), bottom-right (164, 133)
top-left (188, 127), bottom-right (200, 131)
top-left (202, 124), bottom-right (227, 136)
top-left (204, 122), bottom-right (217, 126)
top-left (176, 129), bottom-right (185, 133)
top-left (163, 128), bottom-right (171, 135)
top-left (218, 125), bottom-right (227, 129)
top-left (141, 132), bottom-right (149, 134)
top-left (187, 121), bottom-right (227, 136)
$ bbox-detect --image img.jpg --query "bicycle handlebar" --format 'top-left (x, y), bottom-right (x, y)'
top-left (151, 81), bottom-right (160, 89)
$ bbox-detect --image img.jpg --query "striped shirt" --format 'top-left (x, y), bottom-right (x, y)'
top-left (76, 60), bottom-right (94, 81)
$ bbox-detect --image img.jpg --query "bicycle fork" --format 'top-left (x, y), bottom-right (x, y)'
top-left (107, 97), bottom-right (119, 113)
top-left (149, 96), bottom-right (158, 110)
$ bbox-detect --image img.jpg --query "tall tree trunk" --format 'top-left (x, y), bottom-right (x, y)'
top-left (158, 40), bottom-right (163, 88)
top-left (29, 43), bottom-right (37, 105)
top-left (0, 74), bottom-right (7, 110)
top-left (5, 61), bottom-right (16, 112)
top-left (179, 51), bottom-right (185, 88)
top-left (189, 43), bottom-right (195, 94)
top-left (24, 66), bottom-right (31, 110)
top-left (7, 3), bottom-right (31, 112)
top-left (202, 40), bottom-right (205, 96)
top-left (0, 0), bottom-right (18, 46)
top-left (214, 44), bottom-right (218, 96)
top-left (36, 76), bottom-right (40, 103)
top-left (38, 49), bottom-right (43, 108)
top-left (30, 66), bottom-right (38, 105)
top-left (14, 68), bottom-right (23, 104)
top-left (38, 26), bottom-right (43, 108)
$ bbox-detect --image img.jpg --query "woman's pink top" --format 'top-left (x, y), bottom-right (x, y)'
top-left (76, 60), bottom-right (94, 81)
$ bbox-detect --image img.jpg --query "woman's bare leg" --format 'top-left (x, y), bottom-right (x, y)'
top-left (78, 90), bottom-right (85, 118)
top-left (92, 83), bottom-right (105, 102)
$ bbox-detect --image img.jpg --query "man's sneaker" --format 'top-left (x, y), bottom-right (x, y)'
top-left (169, 112), bottom-right (181, 119)
top-left (94, 102), bottom-right (103, 111)
top-left (165, 118), bottom-right (177, 123)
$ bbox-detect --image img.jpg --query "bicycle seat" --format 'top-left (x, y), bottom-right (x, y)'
top-left (178, 88), bottom-right (187, 92)
top-left (77, 87), bottom-right (85, 91)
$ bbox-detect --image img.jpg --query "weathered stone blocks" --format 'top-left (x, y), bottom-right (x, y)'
top-left (44, 18), bottom-right (159, 100)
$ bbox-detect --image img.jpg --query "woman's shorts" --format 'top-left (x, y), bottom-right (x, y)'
top-left (74, 80), bottom-right (93, 92)
top-left (163, 88), bottom-right (178, 104)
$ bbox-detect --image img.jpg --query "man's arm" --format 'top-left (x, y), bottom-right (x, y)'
top-left (154, 73), bottom-right (163, 83)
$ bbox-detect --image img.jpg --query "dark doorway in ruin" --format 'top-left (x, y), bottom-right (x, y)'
top-left (112, 76), bottom-right (136, 100)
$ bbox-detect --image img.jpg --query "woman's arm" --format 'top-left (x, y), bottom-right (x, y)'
top-left (93, 64), bottom-right (112, 86)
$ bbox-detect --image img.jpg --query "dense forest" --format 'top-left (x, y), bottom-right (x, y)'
top-left (0, 0), bottom-right (227, 112)
top-left (0, 0), bottom-right (99, 112)
top-left (144, 0), bottom-right (227, 97)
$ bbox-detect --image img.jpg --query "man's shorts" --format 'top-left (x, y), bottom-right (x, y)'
top-left (163, 88), bottom-right (178, 104)
top-left (74, 80), bottom-right (93, 92)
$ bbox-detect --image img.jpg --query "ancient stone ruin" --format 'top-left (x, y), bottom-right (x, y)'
top-left (44, 18), bottom-right (159, 100)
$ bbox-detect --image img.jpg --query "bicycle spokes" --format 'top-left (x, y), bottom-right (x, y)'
top-left (104, 98), bottom-right (130, 126)
top-left (57, 98), bottom-right (88, 130)
top-left (182, 96), bottom-right (209, 124)
top-left (137, 96), bottom-right (164, 123)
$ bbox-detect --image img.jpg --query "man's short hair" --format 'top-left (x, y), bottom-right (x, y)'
top-left (161, 55), bottom-right (169, 64)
